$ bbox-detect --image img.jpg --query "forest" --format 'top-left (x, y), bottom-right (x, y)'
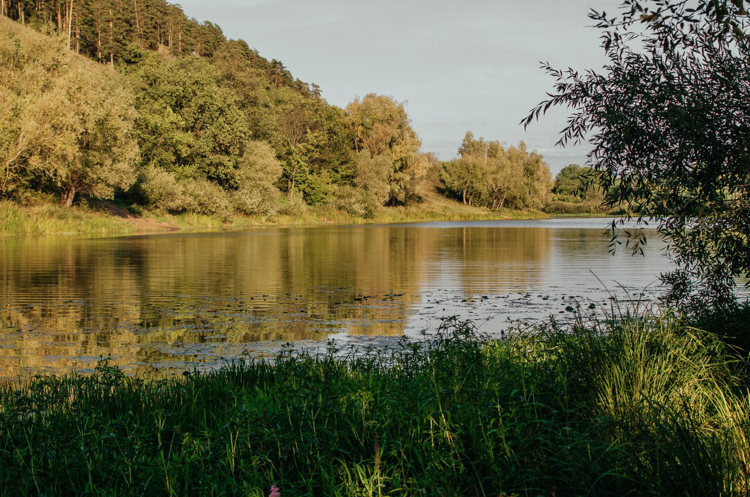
top-left (0, 0), bottom-right (560, 222)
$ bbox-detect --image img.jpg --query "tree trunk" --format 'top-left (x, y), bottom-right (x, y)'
top-left (75, 8), bottom-right (80, 52)
top-left (133, 0), bottom-right (140, 37)
top-left (63, 185), bottom-right (76, 207)
top-left (97, 17), bottom-right (102, 61)
top-left (108, 6), bottom-right (114, 66)
top-left (66, 0), bottom-right (74, 50)
top-left (288, 174), bottom-right (295, 196)
top-left (1, 0), bottom-right (5, 18)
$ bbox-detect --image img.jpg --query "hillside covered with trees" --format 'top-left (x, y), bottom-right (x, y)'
top-left (0, 0), bottom-right (554, 224)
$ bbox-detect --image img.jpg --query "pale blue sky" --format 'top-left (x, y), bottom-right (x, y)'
top-left (176, 0), bottom-right (619, 173)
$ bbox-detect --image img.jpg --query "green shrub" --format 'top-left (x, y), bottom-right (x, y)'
top-left (134, 166), bottom-right (186, 211)
top-left (232, 184), bottom-right (279, 216)
top-left (329, 186), bottom-right (381, 219)
top-left (302, 172), bottom-right (333, 206)
top-left (690, 301), bottom-right (750, 357)
top-left (277, 191), bottom-right (308, 217)
top-left (544, 198), bottom-right (609, 214)
top-left (180, 178), bottom-right (233, 221)
top-left (136, 167), bottom-right (233, 220)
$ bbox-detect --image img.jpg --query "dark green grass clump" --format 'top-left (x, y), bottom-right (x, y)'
top-left (692, 301), bottom-right (750, 357)
top-left (1, 316), bottom-right (749, 496)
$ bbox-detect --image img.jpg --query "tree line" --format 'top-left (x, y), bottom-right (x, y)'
top-left (441, 132), bottom-right (552, 210)
top-left (0, 1), bottom-right (553, 218)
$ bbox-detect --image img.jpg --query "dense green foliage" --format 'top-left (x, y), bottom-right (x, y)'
top-left (526, 0), bottom-right (750, 305)
top-left (441, 132), bottom-right (551, 210)
top-left (544, 164), bottom-right (612, 214)
top-left (1, 316), bottom-right (747, 496)
top-left (1, 2), bottom-right (556, 221)
top-left (552, 164), bottom-right (594, 200)
top-left (0, 19), bottom-right (138, 206)
top-left (0, 13), bottom-right (360, 216)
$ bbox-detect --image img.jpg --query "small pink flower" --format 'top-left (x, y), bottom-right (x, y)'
top-left (268, 484), bottom-right (280, 497)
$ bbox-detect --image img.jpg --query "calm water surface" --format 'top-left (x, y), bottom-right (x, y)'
top-left (0, 218), bottom-right (674, 377)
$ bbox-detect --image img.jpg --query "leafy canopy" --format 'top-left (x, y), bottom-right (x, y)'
top-left (441, 132), bottom-right (551, 211)
top-left (345, 94), bottom-right (428, 205)
top-left (525, 0), bottom-right (750, 306)
top-left (0, 18), bottom-right (138, 206)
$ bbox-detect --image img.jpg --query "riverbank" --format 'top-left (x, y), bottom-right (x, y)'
top-left (0, 201), bottom-right (138, 237)
top-left (1, 312), bottom-right (748, 496)
top-left (0, 196), bottom-right (547, 237)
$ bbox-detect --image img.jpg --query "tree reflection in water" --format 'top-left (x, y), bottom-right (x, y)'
top-left (0, 219), bottom-right (672, 377)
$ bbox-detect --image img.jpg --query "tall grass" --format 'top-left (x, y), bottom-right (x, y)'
top-left (151, 203), bottom-right (546, 232)
top-left (0, 201), bottom-right (135, 236)
top-left (1, 198), bottom-right (546, 237)
top-left (543, 199), bottom-right (616, 215)
top-left (0, 314), bottom-right (747, 496)
top-left (691, 301), bottom-right (750, 357)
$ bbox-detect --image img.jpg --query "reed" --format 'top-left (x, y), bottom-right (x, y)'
top-left (0, 313), bottom-right (747, 496)
top-left (0, 201), bottom-right (135, 236)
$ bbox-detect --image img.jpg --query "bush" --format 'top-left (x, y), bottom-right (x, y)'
top-left (544, 198), bottom-right (609, 215)
top-left (690, 301), bottom-right (750, 357)
top-left (329, 185), bottom-right (381, 219)
top-left (135, 168), bottom-right (233, 220)
top-left (232, 184), bottom-right (279, 216)
top-left (302, 172), bottom-right (332, 206)
top-left (180, 179), bottom-right (232, 221)
top-left (134, 166), bottom-right (186, 212)
top-left (277, 191), bottom-right (308, 217)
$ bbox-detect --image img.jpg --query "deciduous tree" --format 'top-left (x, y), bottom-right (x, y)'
top-left (0, 19), bottom-right (138, 205)
top-left (345, 94), bottom-right (426, 205)
top-left (442, 132), bottom-right (551, 210)
top-left (525, 0), bottom-right (750, 306)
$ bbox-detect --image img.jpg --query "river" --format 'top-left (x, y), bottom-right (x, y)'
top-left (0, 217), bottom-right (674, 377)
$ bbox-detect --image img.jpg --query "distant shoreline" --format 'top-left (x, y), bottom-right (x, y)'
top-left (0, 198), bottom-right (549, 237)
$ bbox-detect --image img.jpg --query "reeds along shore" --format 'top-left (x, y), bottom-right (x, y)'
top-left (1, 312), bottom-right (749, 496)
top-left (0, 198), bottom-right (547, 237)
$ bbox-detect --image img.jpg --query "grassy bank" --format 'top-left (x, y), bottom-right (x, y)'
top-left (155, 201), bottom-right (547, 231)
top-left (543, 199), bottom-right (620, 216)
top-left (0, 201), bottom-right (138, 236)
top-left (1, 195), bottom-right (547, 237)
top-left (1, 314), bottom-right (748, 496)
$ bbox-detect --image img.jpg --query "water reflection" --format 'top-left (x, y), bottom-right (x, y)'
top-left (0, 219), bottom-right (673, 377)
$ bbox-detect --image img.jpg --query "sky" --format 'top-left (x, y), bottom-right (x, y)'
top-left (176, 0), bottom-right (620, 174)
